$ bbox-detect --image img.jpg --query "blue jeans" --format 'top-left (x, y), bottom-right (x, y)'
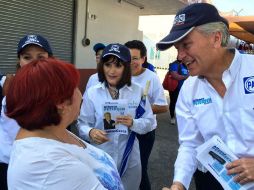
top-left (0, 162), bottom-right (8, 190)
top-left (136, 130), bottom-right (155, 190)
top-left (194, 170), bottom-right (223, 190)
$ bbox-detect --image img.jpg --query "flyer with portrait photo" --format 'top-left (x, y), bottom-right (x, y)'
top-left (102, 99), bottom-right (128, 135)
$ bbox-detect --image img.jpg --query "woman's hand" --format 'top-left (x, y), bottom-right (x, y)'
top-left (227, 157), bottom-right (254, 184)
top-left (116, 115), bottom-right (133, 128)
top-left (162, 182), bottom-right (185, 190)
top-left (89, 129), bottom-right (109, 144)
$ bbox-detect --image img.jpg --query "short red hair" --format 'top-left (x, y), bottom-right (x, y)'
top-left (6, 58), bottom-right (80, 130)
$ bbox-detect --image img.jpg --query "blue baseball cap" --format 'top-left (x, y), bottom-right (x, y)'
top-left (101, 43), bottom-right (131, 63)
top-left (93, 43), bottom-right (106, 53)
top-left (156, 3), bottom-right (229, 51)
top-left (17, 35), bottom-right (53, 55)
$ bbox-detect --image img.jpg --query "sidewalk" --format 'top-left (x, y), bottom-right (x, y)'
top-left (148, 106), bottom-right (196, 190)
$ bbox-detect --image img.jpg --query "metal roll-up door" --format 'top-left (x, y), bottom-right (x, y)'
top-left (0, 0), bottom-right (75, 74)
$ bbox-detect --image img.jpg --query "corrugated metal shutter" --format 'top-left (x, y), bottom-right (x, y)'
top-left (0, 0), bottom-right (75, 74)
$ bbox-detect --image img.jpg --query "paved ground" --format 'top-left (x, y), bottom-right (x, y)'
top-left (148, 97), bottom-right (196, 190)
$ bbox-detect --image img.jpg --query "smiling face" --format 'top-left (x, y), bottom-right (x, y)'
top-left (103, 56), bottom-right (124, 87)
top-left (104, 112), bottom-right (111, 121)
top-left (19, 45), bottom-right (49, 67)
top-left (174, 29), bottom-right (219, 77)
top-left (129, 48), bottom-right (145, 76)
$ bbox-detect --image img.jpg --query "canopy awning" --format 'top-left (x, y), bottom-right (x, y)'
top-left (224, 16), bottom-right (254, 43)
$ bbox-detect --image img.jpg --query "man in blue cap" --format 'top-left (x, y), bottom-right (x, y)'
top-left (93, 43), bottom-right (106, 64)
top-left (157, 3), bottom-right (254, 190)
top-left (85, 43), bottom-right (106, 90)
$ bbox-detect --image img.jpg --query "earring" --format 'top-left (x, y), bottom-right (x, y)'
top-left (58, 109), bottom-right (64, 115)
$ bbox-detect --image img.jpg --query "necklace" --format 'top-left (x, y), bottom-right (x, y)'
top-left (108, 85), bottom-right (119, 100)
top-left (52, 130), bottom-right (86, 148)
top-left (68, 131), bottom-right (87, 148)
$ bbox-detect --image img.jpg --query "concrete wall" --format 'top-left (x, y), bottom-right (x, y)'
top-left (74, 0), bottom-right (143, 92)
top-left (74, 0), bottom-right (143, 69)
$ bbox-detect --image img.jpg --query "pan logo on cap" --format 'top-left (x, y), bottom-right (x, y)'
top-left (109, 45), bottom-right (120, 53)
top-left (173, 14), bottom-right (185, 26)
top-left (25, 35), bottom-right (39, 44)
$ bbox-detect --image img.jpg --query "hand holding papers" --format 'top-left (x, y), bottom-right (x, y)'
top-left (196, 136), bottom-right (254, 190)
top-left (89, 128), bottom-right (109, 144)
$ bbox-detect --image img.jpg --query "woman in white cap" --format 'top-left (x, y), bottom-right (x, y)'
top-left (0, 34), bottom-right (53, 190)
top-left (78, 43), bottom-right (154, 190)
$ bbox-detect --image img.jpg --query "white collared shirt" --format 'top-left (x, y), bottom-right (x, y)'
top-left (85, 73), bottom-right (99, 91)
top-left (0, 97), bottom-right (20, 163)
top-left (174, 49), bottom-right (254, 189)
top-left (132, 69), bottom-right (168, 130)
top-left (78, 82), bottom-right (154, 168)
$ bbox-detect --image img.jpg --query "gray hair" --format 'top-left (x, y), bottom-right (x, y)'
top-left (196, 22), bottom-right (230, 47)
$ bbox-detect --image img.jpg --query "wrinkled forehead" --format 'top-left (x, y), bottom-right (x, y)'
top-left (173, 30), bottom-right (193, 48)
top-left (174, 28), bottom-right (204, 49)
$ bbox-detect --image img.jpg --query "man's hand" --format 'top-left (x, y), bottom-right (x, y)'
top-left (162, 182), bottom-right (185, 190)
top-left (89, 128), bottom-right (109, 144)
top-left (226, 157), bottom-right (254, 184)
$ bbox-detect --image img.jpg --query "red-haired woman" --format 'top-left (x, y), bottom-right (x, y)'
top-left (6, 58), bottom-right (123, 190)
top-left (0, 34), bottom-right (53, 190)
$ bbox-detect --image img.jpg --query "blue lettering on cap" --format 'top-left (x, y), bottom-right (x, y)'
top-left (244, 76), bottom-right (254, 94)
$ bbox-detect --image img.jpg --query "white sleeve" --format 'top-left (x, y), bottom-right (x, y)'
top-left (130, 96), bottom-right (154, 134)
top-left (173, 83), bottom-right (203, 189)
top-left (1, 96), bottom-right (20, 141)
top-left (149, 75), bottom-right (168, 106)
top-left (0, 76), bottom-right (6, 88)
top-left (45, 157), bottom-right (106, 190)
top-left (85, 75), bottom-right (93, 92)
top-left (77, 90), bottom-right (95, 141)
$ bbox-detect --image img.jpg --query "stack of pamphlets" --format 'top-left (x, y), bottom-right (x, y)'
top-left (196, 135), bottom-right (254, 190)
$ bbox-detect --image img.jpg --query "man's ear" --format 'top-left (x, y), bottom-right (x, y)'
top-left (142, 56), bottom-right (146, 63)
top-left (213, 31), bottom-right (223, 48)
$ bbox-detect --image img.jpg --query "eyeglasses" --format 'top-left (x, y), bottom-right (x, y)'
top-left (131, 57), bottom-right (141, 62)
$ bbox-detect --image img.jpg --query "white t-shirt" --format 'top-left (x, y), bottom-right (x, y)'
top-left (8, 136), bottom-right (124, 190)
top-left (132, 69), bottom-right (168, 130)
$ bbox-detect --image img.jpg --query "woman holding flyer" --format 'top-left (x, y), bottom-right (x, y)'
top-left (78, 43), bottom-right (154, 190)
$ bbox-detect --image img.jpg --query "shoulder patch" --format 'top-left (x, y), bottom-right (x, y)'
top-left (244, 76), bottom-right (254, 94)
